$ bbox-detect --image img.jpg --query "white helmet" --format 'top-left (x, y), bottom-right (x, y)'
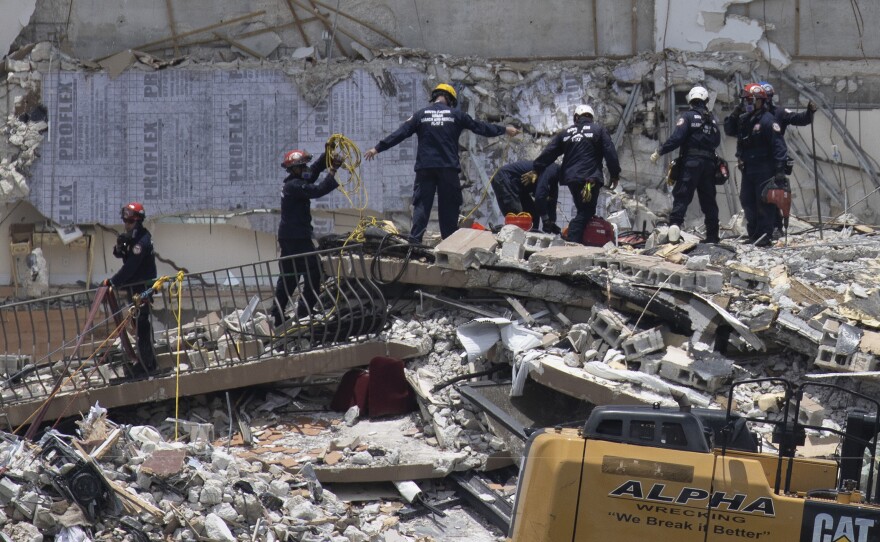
top-left (686, 86), bottom-right (709, 104)
top-left (574, 104), bottom-right (595, 119)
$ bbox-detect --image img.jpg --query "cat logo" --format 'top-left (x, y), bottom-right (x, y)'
top-left (812, 513), bottom-right (876, 542)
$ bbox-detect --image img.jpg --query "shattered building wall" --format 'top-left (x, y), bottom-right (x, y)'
top-left (1, 0), bottom-right (880, 285)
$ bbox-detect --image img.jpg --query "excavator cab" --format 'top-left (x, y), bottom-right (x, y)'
top-left (508, 378), bottom-right (880, 541)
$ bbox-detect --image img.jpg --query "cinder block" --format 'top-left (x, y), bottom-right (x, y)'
top-left (496, 225), bottom-right (526, 245)
top-left (621, 327), bottom-right (664, 360)
top-left (500, 241), bottom-right (525, 261)
top-left (588, 306), bottom-right (631, 348)
top-left (626, 357), bottom-right (660, 375)
top-left (434, 229), bottom-right (499, 270)
top-left (659, 348), bottom-right (731, 392)
top-left (0, 477), bottom-right (21, 502)
top-left (522, 231), bottom-right (559, 253)
top-left (648, 264), bottom-right (696, 290)
top-left (694, 271), bottom-right (723, 294)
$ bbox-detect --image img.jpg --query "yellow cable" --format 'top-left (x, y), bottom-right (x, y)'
top-left (169, 270), bottom-right (185, 441)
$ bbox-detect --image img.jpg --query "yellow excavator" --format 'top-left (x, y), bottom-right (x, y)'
top-left (508, 378), bottom-right (880, 541)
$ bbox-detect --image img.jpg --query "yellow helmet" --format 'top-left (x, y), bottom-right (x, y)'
top-left (431, 83), bottom-right (458, 106)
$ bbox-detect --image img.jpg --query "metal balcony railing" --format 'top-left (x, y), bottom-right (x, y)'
top-left (0, 244), bottom-right (386, 407)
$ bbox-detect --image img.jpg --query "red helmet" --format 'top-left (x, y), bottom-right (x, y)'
top-left (281, 149), bottom-right (312, 168)
top-left (121, 202), bottom-right (145, 222)
top-left (743, 83), bottom-right (768, 101)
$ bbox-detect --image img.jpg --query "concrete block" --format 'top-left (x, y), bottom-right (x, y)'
top-left (0, 477), bottom-right (21, 502)
top-left (776, 311), bottom-right (823, 344)
top-left (522, 232), bottom-right (561, 254)
top-left (799, 395), bottom-right (827, 426)
top-left (659, 347), bottom-right (731, 392)
top-left (218, 339), bottom-right (264, 361)
top-left (756, 392), bottom-right (785, 413)
top-left (434, 229), bottom-right (499, 270)
top-left (496, 225), bottom-right (526, 245)
top-left (694, 271), bottom-right (723, 294)
top-left (626, 356), bottom-right (660, 375)
top-left (621, 327), bottom-right (664, 360)
top-left (648, 263), bottom-right (696, 290)
top-left (812, 345), bottom-right (875, 373)
top-left (526, 245), bottom-right (606, 276)
top-left (499, 241), bottom-right (525, 261)
top-left (588, 305), bottom-right (631, 348)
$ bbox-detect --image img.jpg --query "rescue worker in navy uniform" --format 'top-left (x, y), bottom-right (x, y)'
top-left (532, 105), bottom-right (620, 244)
top-left (364, 83), bottom-right (519, 243)
top-left (492, 161), bottom-right (562, 233)
top-left (104, 202), bottom-right (158, 375)
top-left (729, 84), bottom-right (789, 247)
top-left (271, 148), bottom-right (343, 327)
top-left (650, 86), bottom-right (722, 244)
top-left (762, 81), bottom-right (816, 235)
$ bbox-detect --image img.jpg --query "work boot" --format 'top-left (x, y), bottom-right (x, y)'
top-left (700, 225), bottom-right (719, 244)
top-left (753, 235), bottom-right (772, 248)
top-left (668, 224), bottom-right (681, 243)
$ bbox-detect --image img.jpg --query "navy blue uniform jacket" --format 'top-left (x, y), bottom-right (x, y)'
top-left (278, 168), bottom-right (339, 240)
top-left (659, 106), bottom-right (720, 156)
top-left (374, 102), bottom-right (506, 171)
top-left (532, 119), bottom-right (621, 187)
top-left (111, 226), bottom-right (157, 290)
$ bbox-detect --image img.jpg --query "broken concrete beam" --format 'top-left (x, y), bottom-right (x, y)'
top-left (776, 311), bottom-right (823, 344)
top-left (527, 245), bottom-right (606, 276)
top-left (620, 327), bottom-right (664, 360)
top-left (433, 229), bottom-right (498, 270)
top-left (588, 305), bottom-right (631, 348)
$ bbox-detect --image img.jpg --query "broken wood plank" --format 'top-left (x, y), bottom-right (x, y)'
top-left (305, 0), bottom-right (344, 55)
top-left (165, 0), bottom-right (180, 57)
top-left (88, 427), bottom-right (122, 460)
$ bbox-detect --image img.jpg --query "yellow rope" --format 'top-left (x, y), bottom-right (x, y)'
top-left (169, 270), bottom-right (185, 441)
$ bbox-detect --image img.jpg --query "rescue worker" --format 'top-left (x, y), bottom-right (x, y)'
top-left (104, 202), bottom-right (158, 375)
top-left (731, 84), bottom-right (789, 247)
top-left (761, 81), bottom-right (817, 235)
top-left (532, 104), bottom-right (620, 244)
top-left (363, 83), bottom-right (520, 243)
top-left (650, 86), bottom-right (721, 243)
top-left (271, 147), bottom-right (343, 327)
top-left (492, 160), bottom-right (562, 233)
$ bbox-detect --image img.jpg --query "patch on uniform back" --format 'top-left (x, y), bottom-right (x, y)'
top-left (132, 244), bottom-right (142, 255)
top-left (676, 118), bottom-right (685, 126)
top-left (772, 122), bottom-right (781, 132)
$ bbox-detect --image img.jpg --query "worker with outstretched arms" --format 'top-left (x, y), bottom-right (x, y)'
top-left (364, 83), bottom-right (520, 243)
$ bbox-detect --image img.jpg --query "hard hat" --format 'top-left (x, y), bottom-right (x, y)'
top-left (121, 202), bottom-right (145, 222)
top-left (743, 83), bottom-right (768, 101)
top-left (281, 149), bottom-right (312, 168)
top-left (431, 83), bottom-right (458, 106)
top-left (574, 104), bottom-right (595, 119)
top-left (686, 86), bottom-right (709, 104)
top-left (758, 81), bottom-right (775, 97)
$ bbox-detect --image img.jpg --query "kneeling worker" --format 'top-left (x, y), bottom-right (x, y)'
top-left (492, 160), bottom-right (562, 233)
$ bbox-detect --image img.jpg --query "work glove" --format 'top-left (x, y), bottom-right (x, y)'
top-left (330, 153), bottom-right (344, 169)
top-left (807, 101), bottom-right (818, 113)
top-left (580, 181), bottom-right (594, 203)
top-left (650, 151), bottom-right (661, 164)
top-left (608, 177), bottom-right (619, 190)
top-left (731, 103), bottom-right (744, 117)
top-left (541, 218), bottom-right (561, 235)
top-left (520, 170), bottom-right (538, 186)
